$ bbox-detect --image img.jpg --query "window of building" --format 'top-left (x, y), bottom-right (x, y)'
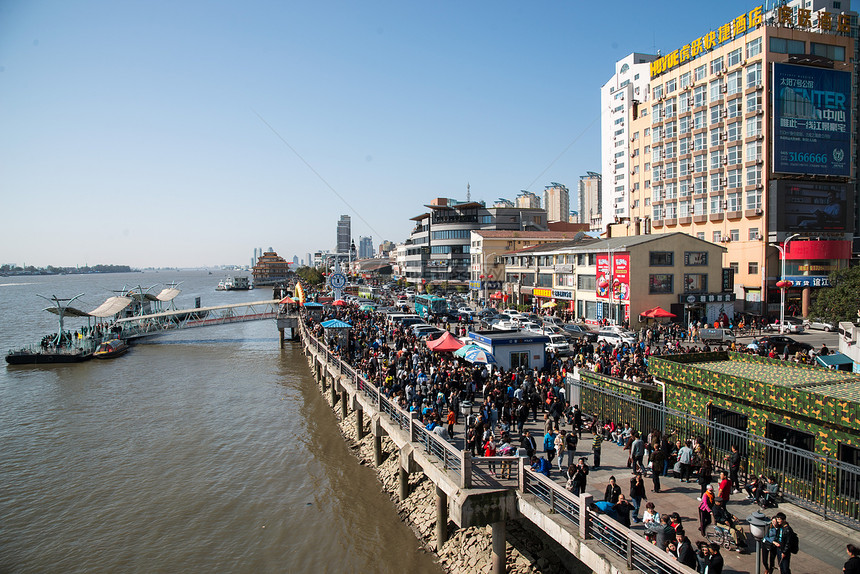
top-left (679, 199), bottom-right (691, 217)
top-left (693, 176), bottom-right (707, 195)
top-left (746, 37), bottom-right (762, 59)
top-left (679, 157), bottom-right (691, 177)
top-left (710, 193), bottom-right (724, 214)
top-left (694, 196), bottom-right (706, 216)
top-left (807, 41), bottom-right (843, 60)
top-left (684, 273), bottom-right (708, 293)
top-left (649, 274), bottom-right (674, 294)
top-left (664, 163), bottom-right (676, 180)
top-left (679, 178), bottom-right (692, 196)
top-left (680, 72), bottom-right (691, 90)
top-left (710, 150), bottom-right (722, 170)
top-left (510, 351), bottom-right (529, 370)
top-left (666, 78), bottom-right (677, 93)
top-left (727, 47), bottom-right (743, 67)
top-left (727, 98), bottom-right (742, 119)
top-left (693, 130), bottom-right (707, 151)
top-left (652, 84), bottom-right (664, 100)
top-left (679, 137), bottom-right (690, 156)
top-left (746, 91), bottom-right (762, 113)
top-left (694, 64), bottom-right (707, 82)
top-left (713, 230), bottom-right (722, 243)
top-left (746, 115), bottom-right (762, 137)
top-left (727, 121), bottom-right (742, 142)
top-left (710, 127), bottom-right (723, 148)
top-left (727, 69), bottom-right (743, 95)
top-left (727, 192), bottom-right (742, 212)
top-left (694, 85), bottom-right (707, 107)
top-left (766, 422), bottom-right (814, 481)
top-left (694, 153), bottom-right (707, 173)
top-left (710, 57), bottom-right (723, 75)
top-left (749, 228), bottom-right (759, 241)
top-left (577, 274), bottom-right (596, 290)
top-left (727, 168), bottom-right (742, 188)
top-left (665, 97), bottom-right (676, 118)
top-left (652, 185), bottom-right (663, 203)
top-left (746, 141), bottom-right (762, 163)
top-left (679, 114), bottom-right (691, 133)
top-left (685, 251), bottom-right (708, 265)
top-left (652, 203), bottom-right (664, 220)
top-left (693, 109), bottom-right (707, 130)
top-left (709, 79), bottom-right (723, 103)
top-left (650, 251), bottom-right (674, 266)
top-left (664, 121), bottom-right (676, 139)
top-left (746, 165), bottom-right (762, 187)
top-left (665, 201), bottom-right (677, 219)
top-left (710, 104), bottom-right (724, 126)
top-left (770, 37), bottom-right (805, 54)
top-left (746, 62), bottom-right (762, 88)
top-left (729, 262), bottom-right (739, 274)
top-left (726, 145), bottom-right (741, 166)
top-left (710, 173), bottom-right (723, 194)
top-left (729, 228), bottom-right (740, 242)
top-left (697, 232), bottom-right (706, 240)
top-left (746, 187), bottom-right (762, 211)
top-left (748, 261), bottom-right (758, 274)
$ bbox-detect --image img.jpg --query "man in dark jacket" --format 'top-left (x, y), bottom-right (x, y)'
top-left (521, 430), bottom-right (537, 458)
top-left (655, 514), bottom-right (676, 551)
top-left (604, 476), bottom-right (621, 503)
top-left (614, 494), bottom-right (633, 528)
top-left (674, 528), bottom-right (697, 568)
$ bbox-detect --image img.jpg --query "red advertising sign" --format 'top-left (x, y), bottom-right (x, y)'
top-left (596, 253), bottom-right (630, 301)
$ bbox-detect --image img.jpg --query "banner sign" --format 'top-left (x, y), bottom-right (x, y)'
top-left (772, 63), bottom-right (851, 177)
top-left (596, 253), bottom-right (630, 301)
top-left (784, 275), bottom-right (832, 288)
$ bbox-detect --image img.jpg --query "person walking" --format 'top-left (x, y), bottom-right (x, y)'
top-left (697, 458), bottom-right (713, 496)
top-left (604, 476), bottom-right (621, 504)
top-left (728, 444), bottom-right (742, 493)
top-left (649, 442), bottom-right (665, 492)
top-left (630, 432), bottom-right (645, 475)
top-left (697, 484), bottom-right (715, 537)
top-left (543, 428), bottom-right (557, 465)
top-left (555, 430), bottom-right (567, 471)
top-left (521, 430), bottom-right (536, 458)
top-left (718, 470), bottom-right (732, 504)
top-left (761, 516), bottom-right (780, 574)
top-left (678, 440), bottom-right (694, 482)
top-left (773, 512), bottom-right (796, 574)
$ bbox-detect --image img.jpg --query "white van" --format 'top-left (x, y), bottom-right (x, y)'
top-left (698, 328), bottom-right (736, 343)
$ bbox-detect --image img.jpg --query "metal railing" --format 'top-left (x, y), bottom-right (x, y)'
top-left (571, 374), bottom-right (860, 530)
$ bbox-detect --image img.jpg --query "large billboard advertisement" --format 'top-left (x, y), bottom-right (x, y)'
top-left (596, 253), bottom-right (630, 301)
top-left (768, 180), bottom-right (852, 233)
top-left (772, 63), bottom-right (851, 177)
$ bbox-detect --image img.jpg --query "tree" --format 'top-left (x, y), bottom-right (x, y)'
top-left (809, 264), bottom-right (860, 323)
top-left (295, 266), bottom-right (324, 286)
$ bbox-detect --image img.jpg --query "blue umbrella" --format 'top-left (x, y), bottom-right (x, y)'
top-left (462, 347), bottom-right (497, 365)
top-left (453, 344), bottom-right (482, 358)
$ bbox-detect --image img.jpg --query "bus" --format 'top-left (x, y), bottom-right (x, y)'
top-left (414, 294), bottom-right (448, 320)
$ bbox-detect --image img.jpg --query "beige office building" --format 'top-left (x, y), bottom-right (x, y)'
top-left (615, 4), bottom-right (855, 316)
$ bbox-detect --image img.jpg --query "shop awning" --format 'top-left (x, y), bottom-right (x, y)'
top-left (815, 352), bottom-right (854, 370)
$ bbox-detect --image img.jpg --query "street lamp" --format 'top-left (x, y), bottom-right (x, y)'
top-left (747, 510), bottom-right (770, 574)
top-left (772, 233), bottom-right (800, 334)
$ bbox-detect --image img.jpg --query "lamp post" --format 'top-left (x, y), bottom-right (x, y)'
top-left (773, 233), bottom-right (800, 334)
top-left (747, 510), bottom-right (769, 574)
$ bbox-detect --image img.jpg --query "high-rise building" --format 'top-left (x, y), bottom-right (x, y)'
top-left (336, 215), bottom-right (351, 254)
top-left (616, 4), bottom-right (855, 317)
top-left (515, 190), bottom-right (541, 209)
top-left (578, 172), bottom-right (603, 229)
top-left (543, 183), bottom-right (570, 222)
top-left (601, 52), bottom-right (658, 226)
top-left (358, 236), bottom-right (373, 259)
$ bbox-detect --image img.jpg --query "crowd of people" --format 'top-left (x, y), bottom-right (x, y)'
top-left (300, 294), bottom-right (847, 574)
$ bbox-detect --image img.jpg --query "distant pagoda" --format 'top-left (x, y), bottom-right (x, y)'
top-left (252, 250), bottom-right (292, 286)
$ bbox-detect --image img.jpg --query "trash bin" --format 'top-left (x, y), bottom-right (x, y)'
top-left (460, 401), bottom-right (472, 417)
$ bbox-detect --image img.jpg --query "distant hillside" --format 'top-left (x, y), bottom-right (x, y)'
top-left (0, 264), bottom-right (136, 276)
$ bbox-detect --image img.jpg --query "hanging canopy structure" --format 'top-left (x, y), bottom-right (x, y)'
top-left (320, 319), bottom-right (352, 329)
top-left (45, 295), bottom-right (133, 318)
top-left (425, 331), bottom-right (464, 352)
top-left (541, 301), bottom-right (557, 308)
top-left (331, 299), bottom-right (347, 306)
top-left (279, 296), bottom-right (297, 305)
top-left (303, 301), bottom-right (324, 308)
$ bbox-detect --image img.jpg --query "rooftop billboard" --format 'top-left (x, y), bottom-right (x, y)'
top-left (769, 180), bottom-right (852, 233)
top-left (772, 63), bottom-right (851, 177)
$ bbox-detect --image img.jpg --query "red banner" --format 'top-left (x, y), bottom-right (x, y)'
top-left (596, 253), bottom-right (630, 301)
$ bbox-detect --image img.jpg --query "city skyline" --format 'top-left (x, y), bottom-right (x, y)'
top-left (2, 1), bottom-right (772, 267)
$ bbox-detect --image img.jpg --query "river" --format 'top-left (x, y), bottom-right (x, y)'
top-left (0, 270), bottom-right (441, 574)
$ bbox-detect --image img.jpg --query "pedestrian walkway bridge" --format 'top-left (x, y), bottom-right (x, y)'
top-left (115, 299), bottom-right (281, 340)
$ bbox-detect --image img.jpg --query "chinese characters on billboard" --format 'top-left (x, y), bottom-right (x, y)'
top-left (596, 253), bottom-right (630, 301)
top-left (772, 63), bottom-right (851, 177)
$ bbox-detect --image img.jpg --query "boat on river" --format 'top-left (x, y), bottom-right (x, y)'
top-left (93, 339), bottom-right (129, 360)
top-left (6, 344), bottom-right (95, 365)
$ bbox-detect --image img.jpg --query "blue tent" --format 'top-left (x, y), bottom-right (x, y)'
top-left (815, 352), bottom-right (854, 371)
top-left (320, 319), bottom-right (352, 329)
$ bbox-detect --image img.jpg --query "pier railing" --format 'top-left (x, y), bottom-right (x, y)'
top-left (300, 319), bottom-right (697, 574)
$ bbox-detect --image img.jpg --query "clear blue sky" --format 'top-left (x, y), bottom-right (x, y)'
top-left (1, 0), bottom-right (758, 268)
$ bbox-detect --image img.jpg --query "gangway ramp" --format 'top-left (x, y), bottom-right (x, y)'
top-left (115, 299), bottom-right (281, 340)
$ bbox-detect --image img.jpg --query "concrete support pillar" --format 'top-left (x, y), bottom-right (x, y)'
top-left (580, 493), bottom-right (593, 540)
top-left (354, 407), bottom-right (364, 439)
top-left (372, 415), bottom-right (383, 466)
top-left (491, 520), bottom-right (505, 574)
top-left (435, 485), bottom-right (448, 549)
top-left (278, 328), bottom-right (284, 349)
top-left (330, 379), bottom-right (338, 405)
top-left (340, 390), bottom-right (348, 419)
top-left (398, 467), bottom-right (409, 501)
top-left (802, 286), bottom-right (811, 318)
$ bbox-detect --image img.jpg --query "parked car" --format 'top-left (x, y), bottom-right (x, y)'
top-left (519, 321), bottom-right (543, 334)
top-left (765, 316), bottom-right (805, 333)
top-left (562, 324), bottom-right (598, 342)
top-left (698, 328), bottom-right (736, 343)
top-left (597, 328), bottom-right (637, 346)
top-left (805, 317), bottom-right (837, 332)
top-left (545, 334), bottom-right (570, 354)
top-left (477, 309), bottom-right (498, 319)
top-left (753, 335), bottom-right (813, 354)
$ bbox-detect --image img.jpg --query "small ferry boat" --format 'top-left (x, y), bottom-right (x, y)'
top-left (93, 339), bottom-right (129, 360)
top-left (6, 345), bottom-right (94, 365)
top-left (216, 278), bottom-right (229, 291)
top-left (228, 276), bottom-right (251, 290)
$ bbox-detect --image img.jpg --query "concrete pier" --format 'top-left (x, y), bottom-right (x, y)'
top-left (435, 485), bottom-right (448, 549)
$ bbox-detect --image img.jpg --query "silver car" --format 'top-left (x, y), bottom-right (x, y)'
top-left (805, 317), bottom-right (836, 332)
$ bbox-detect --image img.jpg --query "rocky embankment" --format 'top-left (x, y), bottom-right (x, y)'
top-left (324, 392), bottom-right (586, 574)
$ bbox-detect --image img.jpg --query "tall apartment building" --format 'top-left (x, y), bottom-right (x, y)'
top-left (543, 183), bottom-right (570, 222)
top-left (620, 4), bottom-right (855, 317)
top-left (400, 198), bottom-right (548, 287)
top-left (600, 52), bottom-right (658, 226)
top-left (358, 236), bottom-right (373, 259)
top-left (578, 172), bottom-right (603, 229)
top-left (516, 190), bottom-right (541, 209)
top-left (336, 215), bottom-right (351, 254)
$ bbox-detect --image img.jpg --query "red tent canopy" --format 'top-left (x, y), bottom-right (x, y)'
top-left (279, 296), bottom-right (297, 305)
top-left (425, 331), bottom-right (464, 352)
top-left (641, 306), bottom-right (676, 318)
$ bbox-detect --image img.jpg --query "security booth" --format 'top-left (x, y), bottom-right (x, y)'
top-left (302, 301), bottom-right (325, 321)
top-left (320, 318), bottom-right (352, 353)
top-left (467, 330), bottom-right (549, 371)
